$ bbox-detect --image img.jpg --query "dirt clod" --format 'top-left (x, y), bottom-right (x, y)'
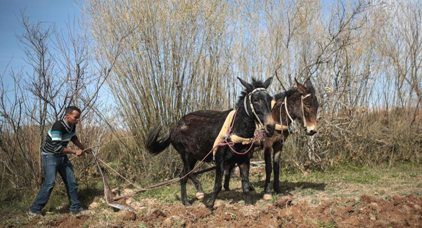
top-left (274, 196), bottom-right (293, 209)
top-left (162, 215), bottom-right (185, 227)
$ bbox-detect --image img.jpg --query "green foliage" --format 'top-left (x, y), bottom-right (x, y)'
top-left (317, 220), bottom-right (336, 228)
top-left (0, 188), bottom-right (33, 216)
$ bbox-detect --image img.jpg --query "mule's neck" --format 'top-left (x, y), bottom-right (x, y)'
top-left (232, 106), bottom-right (256, 138)
top-left (275, 92), bottom-right (299, 127)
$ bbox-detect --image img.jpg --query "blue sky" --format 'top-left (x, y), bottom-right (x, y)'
top-left (0, 0), bottom-right (83, 80)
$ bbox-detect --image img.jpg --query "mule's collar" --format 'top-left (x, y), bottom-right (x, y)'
top-left (244, 87), bottom-right (268, 124)
top-left (249, 87), bottom-right (267, 95)
top-left (301, 93), bottom-right (311, 99)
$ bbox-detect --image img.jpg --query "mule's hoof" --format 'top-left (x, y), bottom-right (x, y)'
top-left (263, 193), bottom-right (272, 201)
top-left (196, 192), bottom-right (205, 200)
top-left (206, 203), bottom-right (215, 211)
top-left (182, 201), bottom-right (191, 206)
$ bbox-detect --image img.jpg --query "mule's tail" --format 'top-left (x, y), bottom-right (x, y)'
top-left (145, 124), bottom-right (171, 155)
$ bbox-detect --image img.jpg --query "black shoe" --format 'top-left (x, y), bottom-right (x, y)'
top-left (28, 210), bottom-right (42, 217)
top-left (70, 207), bottom-right (90, 215)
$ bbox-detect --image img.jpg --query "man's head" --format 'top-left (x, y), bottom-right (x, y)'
top-left (64, 106), bottom-right (81, 126)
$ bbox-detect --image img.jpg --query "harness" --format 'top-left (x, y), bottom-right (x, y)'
top-left (212, 87), bottom-right (269, 161)
top-left (244, 87), bottom-right (268, 126)
top-left (278, 93), bottom-right (311, 133)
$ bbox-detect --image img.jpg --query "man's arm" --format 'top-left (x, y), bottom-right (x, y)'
top-left (73, 139), bottom-right (93, 154)
top-left (62, 148), bottom-right (84, 156)
top-left (49, 122), bottom-right (84, 156)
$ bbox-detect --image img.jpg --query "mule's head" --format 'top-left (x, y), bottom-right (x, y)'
top-left (237, 77), bottom-right (275, 137)
top-left (293, 78), bottom-right (319, 135)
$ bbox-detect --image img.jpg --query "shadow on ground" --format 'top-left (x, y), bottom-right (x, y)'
top-left (185, 180), bottom-right (326, 206)
top-left (47, 186), bottom-right (103, 214)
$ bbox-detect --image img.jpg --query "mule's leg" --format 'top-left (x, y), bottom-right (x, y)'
top-left (180, 153), bottom-right (192, 206)
top-left (238, 162), bottom-right (252, 205)
top-left (263, 146), bottom-right (273, 200)
top-left (188, 157), bottom-right (205, 200)
top-left (245, 159), bottom-right (255, 191)
top-left (273, 146), bottom-right (283, 194)
top-left (223, 163), bottom-right (235, 191)
top-left (207, 157), bottom-right (224, 210)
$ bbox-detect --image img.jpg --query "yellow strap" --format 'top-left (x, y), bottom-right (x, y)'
top-left (271, 99), bottom-right (276, 110)
top-left (212, 110), bottom-right (236, 156)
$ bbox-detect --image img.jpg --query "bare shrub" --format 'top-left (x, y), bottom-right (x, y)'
top-left (0, 14), bottom-right (106, 191)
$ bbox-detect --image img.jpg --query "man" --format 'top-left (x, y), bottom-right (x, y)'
top-left (29, 106), bottom-right (92, 216)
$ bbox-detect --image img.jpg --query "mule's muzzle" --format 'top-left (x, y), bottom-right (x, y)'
top-left (305, 126), bottom-right (317, 136)
top-left (265, 124), bottom-right (275, 137)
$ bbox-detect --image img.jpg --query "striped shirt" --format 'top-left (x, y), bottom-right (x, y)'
top-left (41, 120), bottom-right (78, 156)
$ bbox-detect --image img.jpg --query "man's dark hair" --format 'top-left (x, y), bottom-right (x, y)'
top-left (65, 106), bottom-right (81, 115)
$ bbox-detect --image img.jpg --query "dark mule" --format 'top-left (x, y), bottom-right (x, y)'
top-left (223, 78), bottom-right (319, 199)
top-left (145, 77), bottom-right (275, 209)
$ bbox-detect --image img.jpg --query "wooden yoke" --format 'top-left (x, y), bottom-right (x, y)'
top-left (229, 134), bottom-right (255, 145)
top-left (275, 124), bottom-right (288, 131)
top-left (229, 123), bottom-right (288, 145)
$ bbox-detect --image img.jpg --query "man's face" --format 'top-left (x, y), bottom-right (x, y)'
top-left (65, 110), bottom-right (81, 125)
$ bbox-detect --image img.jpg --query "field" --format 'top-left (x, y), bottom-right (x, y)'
top-left (2, 163), bottom-right (422, 228)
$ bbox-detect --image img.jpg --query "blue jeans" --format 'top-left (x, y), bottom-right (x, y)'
top-left (30, 155), bottom-right (81, 213)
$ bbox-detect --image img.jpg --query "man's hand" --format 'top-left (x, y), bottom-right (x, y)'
top-left (73, 139), bottom-right (92, 155)
top-left (75, 150), bottom-right (84, 156)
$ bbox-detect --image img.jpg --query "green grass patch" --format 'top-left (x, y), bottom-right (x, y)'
top-left (134, 174), bottom-right (216, 203)
top-left (0, 176), bottom-right (104, 220)
top-left (412, 191), bottom-right (422, 196)
top-left (317, 220), bottom-right (336, 228)
top-left (131, 162), bottom-right (422, 204)
top-left (1, 161), bottom-right (421, 225)
top-left (278, 162), bottom-right (422, 185)
top-left (334, 193), bottom-right (352, 198)
top-left (0, 189), bottom-right (33, 217)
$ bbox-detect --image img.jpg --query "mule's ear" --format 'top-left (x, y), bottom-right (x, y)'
top-left (263, 77), bottom-right (273, 89)
top-left (304, 77), bottom-right (313, 89)
top-left (237, 77), bottom-right (253, 92)
top-left (296, 78), bottom-right (307, 94)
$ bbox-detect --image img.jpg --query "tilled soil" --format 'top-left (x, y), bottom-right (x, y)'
top-left (128, 194), bottom-right (422, 228)
top-left (8, 166), bottom-right (422, 227)
top-left (21, 191), bottom-right (422, 228)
